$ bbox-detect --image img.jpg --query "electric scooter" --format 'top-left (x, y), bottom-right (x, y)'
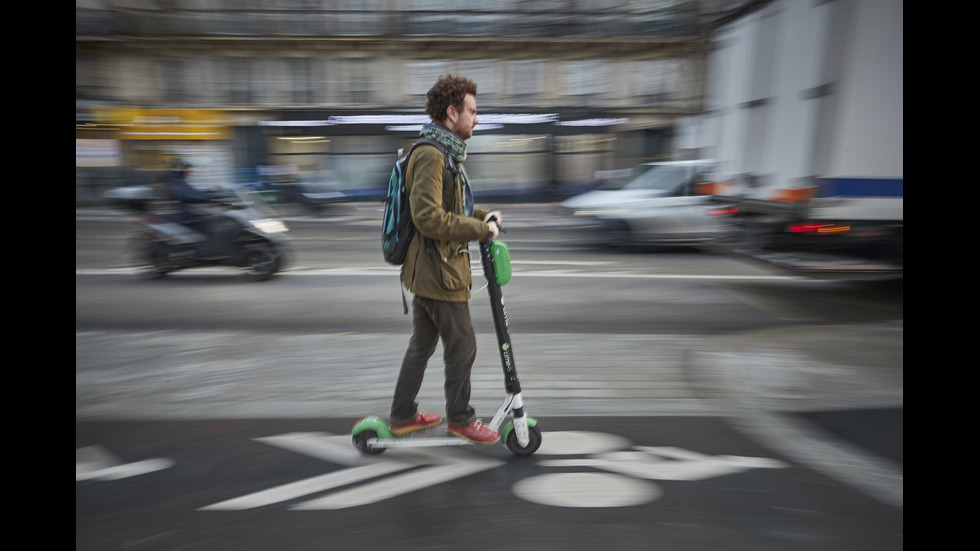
top-left (352, 225), bottom-right (542, 457)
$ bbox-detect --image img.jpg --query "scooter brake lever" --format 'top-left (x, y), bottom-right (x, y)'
top-left (487, 215), bottom-right (506, 234)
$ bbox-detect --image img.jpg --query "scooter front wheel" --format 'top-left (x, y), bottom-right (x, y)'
top-left (506, 424), bottom-right (542, 456)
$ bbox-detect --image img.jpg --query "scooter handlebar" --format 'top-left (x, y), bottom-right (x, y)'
top-left (485, 215), bottom-right (505, 241)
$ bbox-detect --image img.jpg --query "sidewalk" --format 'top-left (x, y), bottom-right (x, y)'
top-left (76, 321), bottom-right (902, 420)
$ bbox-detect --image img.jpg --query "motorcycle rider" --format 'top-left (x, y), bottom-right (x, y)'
top-left (165, 157), bottom-right (220, 227)
top-left (162, 157), bottom-right (238, 258)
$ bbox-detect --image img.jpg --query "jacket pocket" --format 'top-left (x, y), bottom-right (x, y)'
top-left (437, 243), bottom-right (471, 291)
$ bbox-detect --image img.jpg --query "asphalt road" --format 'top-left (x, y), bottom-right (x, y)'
top-left (76, 204), bottom-right (902, 550)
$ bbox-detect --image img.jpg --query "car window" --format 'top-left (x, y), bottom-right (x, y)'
top-left (635, 164), bottom-right (713, 191)
top-left (596, 162), bottom-right (713, 193)
top-left (622, 165), bottom-right (686, 192)
top-left (677, 171), bottom-right (711, 197)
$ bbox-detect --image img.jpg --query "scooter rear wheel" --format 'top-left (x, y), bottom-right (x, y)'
top-left (506, 424), bottom-right (542, 456)
top-left (352, 431), bottom-right (386, 455)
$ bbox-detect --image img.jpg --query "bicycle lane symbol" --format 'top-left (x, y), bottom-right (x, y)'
top-left (198, 431), bottom-right (787, 510)
top-left (517, 431), bottom-right (787, 507)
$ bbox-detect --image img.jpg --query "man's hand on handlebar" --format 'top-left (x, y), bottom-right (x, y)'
top-left (484, 211), bottom-right (504, 241)
top-left (484, 211), bottom-right (503, 226)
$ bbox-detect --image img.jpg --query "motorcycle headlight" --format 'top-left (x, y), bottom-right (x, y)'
top-left (251, 218), bottom-right (289, 234)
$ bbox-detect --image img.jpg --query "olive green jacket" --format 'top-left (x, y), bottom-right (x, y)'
top-left (401, 144), bottom-right (491, 302)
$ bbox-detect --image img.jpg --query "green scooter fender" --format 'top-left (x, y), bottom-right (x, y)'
top-left (501, 417), bottom-right (537, 443)
top-left (351, 415), bottom-right (392, 439)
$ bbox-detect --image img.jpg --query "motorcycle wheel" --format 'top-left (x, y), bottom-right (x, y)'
top-left (242, 241), bottom-right (280, 281)
top-left (128, 234), bottom-right (171, 279)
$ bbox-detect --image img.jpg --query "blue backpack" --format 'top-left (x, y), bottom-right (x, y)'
top-left (381, 138), bottom-right (456, 265)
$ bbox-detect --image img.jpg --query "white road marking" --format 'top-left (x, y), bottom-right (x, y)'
top-left (538, 446), bottom-right (786, 481)
top-left (76, 446), bottom-right (174, 481)
top-left (195, 431), bottom-right (787, 510)
top-left (199, 433), bottom-right (503, 511)
top-left (513, 472), bottom-right (661, 508)
top-left (292, 458), bottom-right (502, 510)
top-left (199, 462), bottom-right (411, 511)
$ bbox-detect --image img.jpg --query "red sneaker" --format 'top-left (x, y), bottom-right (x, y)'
top-left (448, 419), bottom-right (500, 445)
top-left (390, 412), bottom-right (442, 436)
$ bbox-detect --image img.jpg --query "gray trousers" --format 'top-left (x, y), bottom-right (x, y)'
top-left (390, 295), bottom-right (477, 426)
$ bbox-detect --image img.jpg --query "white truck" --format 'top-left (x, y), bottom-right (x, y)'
top-left (690, 0), bottom-right (902, 280)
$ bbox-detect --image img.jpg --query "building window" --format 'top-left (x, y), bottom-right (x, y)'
top-left (289, 58), bottom-right (314, 105)
top-left (457, 60), bottom-right (498, 104)
top-left (631, 59), bottom-right (682, 105)
top-left (340, 58), bottom-right (379, 105)
top-left (508, 60), bottom-right (544, 106)
top-left (560, 60), bottom-right (610, 106)
top-left (407, 60), bottom-right (455, 100)
top-left (229, 59), bottom-right (252, 105)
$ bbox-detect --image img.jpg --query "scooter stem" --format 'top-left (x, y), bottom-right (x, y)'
top-left (479, 238), bottom-right (521, 394)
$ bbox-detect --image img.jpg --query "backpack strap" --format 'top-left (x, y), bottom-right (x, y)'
top-left (413, 138), bottom-right (457, 186)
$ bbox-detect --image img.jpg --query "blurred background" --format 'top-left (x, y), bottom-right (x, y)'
top-left (76, 0), bottom-right (742, 205)
top-left (77, 0), bottom-right (902, 277)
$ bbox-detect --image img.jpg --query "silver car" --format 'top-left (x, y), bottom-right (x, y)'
top-left (560, 160), bottom-right (732, 247)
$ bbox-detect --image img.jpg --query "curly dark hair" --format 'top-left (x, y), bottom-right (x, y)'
top-left (425, 74), bottom-right (477, 122)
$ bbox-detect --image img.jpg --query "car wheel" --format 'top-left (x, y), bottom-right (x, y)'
top-left (603, 219), bottom-right (633, 246)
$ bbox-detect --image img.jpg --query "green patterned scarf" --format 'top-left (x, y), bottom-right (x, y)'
top-left (419, 122), bottom-right (473, 215)
top-left (419, 122), bottom-right (467, 163)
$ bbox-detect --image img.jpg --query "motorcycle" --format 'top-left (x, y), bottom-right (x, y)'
top-left (127, 190), bottom-right (292, 281)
